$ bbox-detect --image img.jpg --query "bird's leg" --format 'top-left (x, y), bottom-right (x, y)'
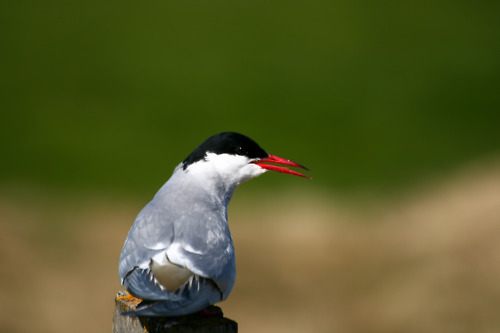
top-left (115, 290), bottom-right (143, 307)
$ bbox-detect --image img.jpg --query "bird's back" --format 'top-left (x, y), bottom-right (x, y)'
top-left (118, 168), bottom-right (236, 315)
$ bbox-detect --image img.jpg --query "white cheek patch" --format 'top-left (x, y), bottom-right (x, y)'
top-left (237, 163), bottom-right (267, 183)
top-left (187, 153), bottom-right (265, 183)
top-left (205, 153), bottom-right (249, 174)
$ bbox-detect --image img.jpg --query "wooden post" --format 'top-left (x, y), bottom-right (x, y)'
top-left (112, 292), bottom-right (238, 333)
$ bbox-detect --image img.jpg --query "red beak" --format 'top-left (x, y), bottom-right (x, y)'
top-left (253, 154), bottom-right (309, 178)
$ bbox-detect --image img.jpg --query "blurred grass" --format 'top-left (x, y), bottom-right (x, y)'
top-left (1, 0), bottom-right (500, 194)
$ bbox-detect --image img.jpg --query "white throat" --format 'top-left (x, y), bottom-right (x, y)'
top-left (181, 153), bottom-right (267, 201)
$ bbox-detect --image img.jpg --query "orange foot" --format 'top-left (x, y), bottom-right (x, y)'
top-left (115, 290), bottom-right (143, 307)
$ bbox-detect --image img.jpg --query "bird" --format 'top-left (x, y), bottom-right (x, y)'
top-left (118, 132), bottom-right (308, 316)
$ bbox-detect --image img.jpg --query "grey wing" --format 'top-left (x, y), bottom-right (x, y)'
top-left (119, 204), bottom-right (175, 280)
top-left (119, 190), bottom-right (235, 301)
top-left (164, 203), bottom-right (236, 299)
top-left (124, 268), bottom-right (222, 316)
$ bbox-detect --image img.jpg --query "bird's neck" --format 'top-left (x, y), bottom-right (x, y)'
top-left (159, 164), bottom-right (239, 209)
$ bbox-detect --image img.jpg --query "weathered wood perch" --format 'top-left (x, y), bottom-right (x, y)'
top-left (112, 292), bottom-right (238, 333)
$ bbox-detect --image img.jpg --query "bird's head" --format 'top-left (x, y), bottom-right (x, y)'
top-left (181, 132), bottom-right (308, 187)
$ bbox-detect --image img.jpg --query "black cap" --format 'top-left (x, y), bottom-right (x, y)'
top-left (182, 132), bottom-right (268, 169)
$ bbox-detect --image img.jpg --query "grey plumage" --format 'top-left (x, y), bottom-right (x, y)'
top-left (119, 164), bottom-right (237, 316)
top-left (118, 132), bottom-right (307, 317)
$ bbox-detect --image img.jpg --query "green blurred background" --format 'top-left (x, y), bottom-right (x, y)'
top-left (1, 1), bottom-right (500, 333)
top-left (2, 0), bottom-right (499, 194)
